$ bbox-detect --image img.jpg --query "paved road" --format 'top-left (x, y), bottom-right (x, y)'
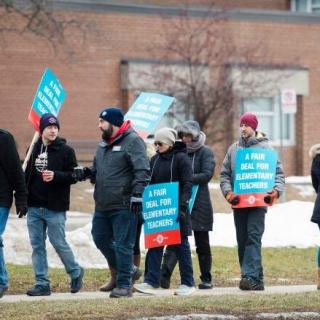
top-left (0, 285), bottom-right (317, 304)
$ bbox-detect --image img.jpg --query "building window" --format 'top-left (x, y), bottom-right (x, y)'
top-left (241, 97), bottom-right (295, 146)
top-left (291, 0), bottom-right (320, 13)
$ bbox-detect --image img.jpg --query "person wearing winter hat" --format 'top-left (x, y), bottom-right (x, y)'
top-left (25, 113), bottom-right (84, 296)
top-left (220, 112), bottom-right (285, 291)
top-left (309, 144), bottom-right (320, 290)
top-left (134, 127), bottom-right (196, 296)
top-left (39, 113), bottom-right (60, 134)
top-left (160, 120), bottom-right (215, 290)
top-left (88, 107), bottom-right (150, 298)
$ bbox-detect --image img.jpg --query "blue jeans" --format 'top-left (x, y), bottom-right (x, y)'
top-left (234, 207), bottom-right (266, 283)
top-left (91, 209), bottom-right (137, 289)
top-left (0, 207), bottom-right (9, 288)
top-left (144, 236), bottom-right (195, 288)
top-left (27, 207), bottom-right (82, 287)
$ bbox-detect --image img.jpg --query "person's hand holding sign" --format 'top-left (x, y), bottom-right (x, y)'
top-left (264, 189), bottom-right (279, 206)
top-left (226, 192), bottom-right (240, 206)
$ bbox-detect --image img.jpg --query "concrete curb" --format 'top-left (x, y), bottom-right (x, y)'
top-left (0, 285), bottom-right (317, 303)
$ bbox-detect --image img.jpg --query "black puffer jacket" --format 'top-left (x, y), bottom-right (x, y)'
top-left (0, 129), bottom-right (27, 208)
top-left (311, 152), bottom-right (320, 224)
top-left (189, 145), bottom-right (215, 231)
top-left (25, 137), bottom-right (77, 211)
top-left (150, 141), bottom-right (192, 236)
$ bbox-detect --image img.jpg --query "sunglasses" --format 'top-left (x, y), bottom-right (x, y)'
top-left (154, 141), bottom-right (164, 147)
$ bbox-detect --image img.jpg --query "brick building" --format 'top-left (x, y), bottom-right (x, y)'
top-left (0, 0), bottom-right (319, 176)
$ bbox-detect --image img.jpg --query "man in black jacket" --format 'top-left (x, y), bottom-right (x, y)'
top-left (25, 113), bottom-right (84, 296)
top-left (0, 129), bottom-right (28, 298)
top-left (90, 107), bottom-right (150, 298)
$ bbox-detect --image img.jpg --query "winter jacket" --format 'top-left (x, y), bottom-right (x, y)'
top-left (150, 141), bottom-right (192, 236)
top-left (93, 126), bottom-right (150, 212)
top-left (0, 129), bottom-right (27, 208)
top-left (189, 145), bottom-right (215, 231)
top-left (310, 144), bottom-right (320, 224)
top-left (25, 137), bottom-right (77, 211)
top-left (220, 132), bottom-right (285, 199)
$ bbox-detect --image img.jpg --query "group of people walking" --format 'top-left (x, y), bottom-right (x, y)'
top-left (0, 107), bottom-right (318, 300)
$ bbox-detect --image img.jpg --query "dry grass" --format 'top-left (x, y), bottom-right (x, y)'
top-left (1, 292), bottom-right (320, 320)
top-left (4, 246), bottom-right (318, 296)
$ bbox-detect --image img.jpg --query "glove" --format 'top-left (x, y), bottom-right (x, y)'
top-left (16, 205), bottom-right (28, 218)
top-left (72, 167), bottom-right (92, 182)
top-left (264, 189), bottom-right (279, 205)
top-left (226, 192), bottom-right (240, 205)
top-left (130, 194), bottom-right (143, 215)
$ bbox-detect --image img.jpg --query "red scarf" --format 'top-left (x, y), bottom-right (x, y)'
top-left (108, 120), bottom-right (131, 144)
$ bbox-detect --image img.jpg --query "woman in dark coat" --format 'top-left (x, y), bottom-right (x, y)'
top-left (134, 127), bottom-right (195, 296)
top-left (309, 144), bottom-right (320, 290)
top-left (160, 120), bottom-right (215, 289)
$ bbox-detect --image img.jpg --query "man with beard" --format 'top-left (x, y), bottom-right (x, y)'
top-left (89, 107), bottom-right (150, 298)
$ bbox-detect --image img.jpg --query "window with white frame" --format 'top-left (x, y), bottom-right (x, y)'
top-left (241, 97), bottom-right (295, 146)
top-left (291, 0), bottom-right (320, 13)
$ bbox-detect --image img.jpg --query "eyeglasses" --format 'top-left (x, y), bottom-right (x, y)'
top-left (154, 141), bottom-right (164, 147)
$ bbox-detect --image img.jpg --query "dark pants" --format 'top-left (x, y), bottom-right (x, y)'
top-left (133, 214), bottom-right (143, 256)
top-left (144, 236), bottom-right (194, 288)
top-left (233, 207), bottom-right (266, 283)
top-left (91, 209), bottom-right (137, 289)
top-left (194, 231), bottom-right (212, 283)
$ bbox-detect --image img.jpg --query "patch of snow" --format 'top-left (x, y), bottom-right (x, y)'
top-left (135, 315), bottom-right (238, 320)
top-left (291, 185), bottom-right (314, 198)
top-left (3, 201), bottom-right (320, 268)
top-left (258, 312), bottom-right (320, 319)
top-left (209, 183), bottom-right (220, 190)
top-left (286, 176), bottom-right (312, 184)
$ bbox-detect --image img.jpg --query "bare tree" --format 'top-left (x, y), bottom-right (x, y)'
top-left (137, 2), bottom-right (292, 146)
top-left (0, 0), bottom-right (98, 56)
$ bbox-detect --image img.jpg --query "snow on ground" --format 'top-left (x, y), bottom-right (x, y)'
top-left (4, 201), bottom-right (319, 268)
top-left (286, 176), bottom-right (312, 184)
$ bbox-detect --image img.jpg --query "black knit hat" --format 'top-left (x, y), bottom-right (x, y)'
top-left (99, 107), bottom-right (124, 127)
top-left (39, 113), bottom-right (60, 134)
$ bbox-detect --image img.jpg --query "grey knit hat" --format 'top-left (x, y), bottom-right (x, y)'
top-left (176, 120), bottom-right (201, 139)
top-left (154, 127), bottom-right (177, 147)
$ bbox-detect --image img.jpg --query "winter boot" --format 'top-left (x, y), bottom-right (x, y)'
top-left (100, 267), bottom-right (116, 292)
top-left (133, 254), bottom-right (141, 268)
top-left (198, 254), bottom-right (213, 289)
top-left (132, 255), bottom-right (142, 290)
top-left (160, 248), bottom-right (178, 289)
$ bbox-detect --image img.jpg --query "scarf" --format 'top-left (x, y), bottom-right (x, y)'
top-left (186, 131), bottom-right (206, 153)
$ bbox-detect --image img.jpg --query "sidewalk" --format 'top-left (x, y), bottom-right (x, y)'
top-left (0, 285), bottom-right (317, 304)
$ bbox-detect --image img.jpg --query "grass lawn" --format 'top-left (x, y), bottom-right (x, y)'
top-left (2, 182), bottom-right (318, 319)
top-left (4, 247), bottom-right (318, 295)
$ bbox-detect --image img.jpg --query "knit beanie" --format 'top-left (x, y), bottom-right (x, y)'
top-left (99, 107), bottom-right (124, 127)
top-left (309, 143), bottom-right (320, 159)
top-left (39, 113), bottom-right (60, 134)
top-left (154, 127), bottom-right (177, 147)
top-left (176, 120), bottom-right (201, 140)
top-left (240, 112), bottom-right (258, 131)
